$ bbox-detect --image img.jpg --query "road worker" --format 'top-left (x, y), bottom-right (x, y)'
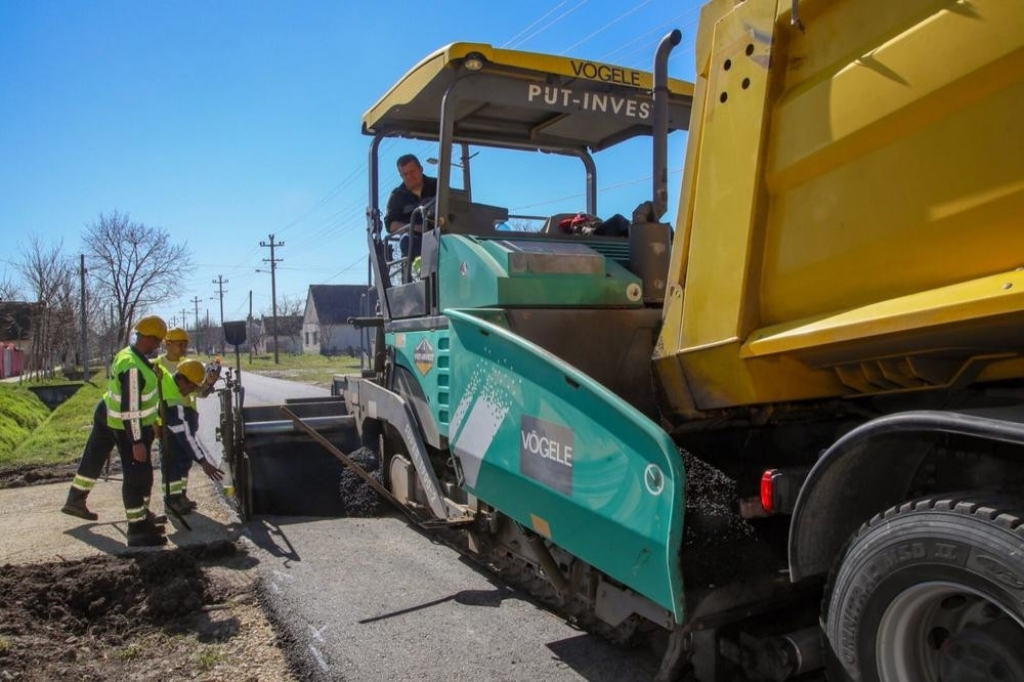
top-left (62, 315), bottom-right (168, 547)
top-left (155, 327), bottom-right (221, 513)
top-left (159, 358), bottom-right (224, 515)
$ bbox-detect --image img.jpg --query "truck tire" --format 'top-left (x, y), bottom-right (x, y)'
top-left (822, 495), bottom-right (1024, 682)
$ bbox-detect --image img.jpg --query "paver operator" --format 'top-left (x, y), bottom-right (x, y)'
top-left (385, 153), bottom-right (437, 258)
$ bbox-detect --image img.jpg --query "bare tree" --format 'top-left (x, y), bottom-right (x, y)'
top-left (248, 313), bottom-right (264, 356)
top-left (87, 279), bottom-right (119, 374)
top-left (262, 295), bottom-right (304, 354)
top-left (84, 211), bottom-right (195, 345)
top-left (18, 236), bottom-right (77, 378)
top-left (0, 269), bottom-right (21, 301)
top-left (507, 218), bottom-right (540, 232)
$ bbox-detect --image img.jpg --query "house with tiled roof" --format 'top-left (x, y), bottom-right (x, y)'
top-left (302, 285), bottom-right (375, 356)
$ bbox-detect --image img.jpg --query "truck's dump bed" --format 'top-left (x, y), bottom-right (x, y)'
top-left (656, 0), bottom-right (1024, 415)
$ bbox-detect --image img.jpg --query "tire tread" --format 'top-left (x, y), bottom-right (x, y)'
top-left (821, 491), bottom-right (1024, 681)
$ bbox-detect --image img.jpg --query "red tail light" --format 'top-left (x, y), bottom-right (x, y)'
top-left (760, 469), bottom-right (777, 514)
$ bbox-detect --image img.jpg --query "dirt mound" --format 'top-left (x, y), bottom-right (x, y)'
top-left (0, 462), bottom-right (90, 489)
top-left (0, 541), bottom-right (262, 681)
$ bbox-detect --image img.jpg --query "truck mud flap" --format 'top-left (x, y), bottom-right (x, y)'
top-left (239, 398), bottom-right (361, 517)
top-left (445, 308), bottom-right (686, 622)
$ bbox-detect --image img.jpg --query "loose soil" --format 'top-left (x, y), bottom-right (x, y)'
top-left (0, 462), bottom-right (83, 489)
top-left (0, 541), bottom-right (294, 682)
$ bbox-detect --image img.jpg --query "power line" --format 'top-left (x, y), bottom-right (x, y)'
top-left (501, 0), bottom-right (572, 48)
top-left (324, 254), bottom-right (369, 283)
top-left (560, 0), bottom-right (655, 55)
top-left (596, 12), bottom-right (693, 61)
top-left (506, 0), bottom-right (590, 50)
top-left (510, 167), bottom-right (682, 212)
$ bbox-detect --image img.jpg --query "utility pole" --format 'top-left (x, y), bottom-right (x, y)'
top-left (248, 290), bottom-right (254, 363)
top-left (260, 234), bottom-right (284, 364)
top-left (212, 275), bottom-right (228, 354)
top-left (79, 254), bottom-right (89, 382)
top-left (190, 296), bottom-right (201, 355)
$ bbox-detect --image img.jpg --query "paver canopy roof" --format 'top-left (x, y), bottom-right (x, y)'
top-left (362, 42), bottom-right (694, 152)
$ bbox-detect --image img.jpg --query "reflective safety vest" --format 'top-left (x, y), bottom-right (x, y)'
top-left (104, 346), bottom-right (160, 439)
top-left (156, 354), bottom-right (196, 410)
top-left (160, 361), bottom-right (185, 410)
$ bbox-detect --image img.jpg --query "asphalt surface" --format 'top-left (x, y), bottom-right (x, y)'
top-left (199, 370), bottom-right (661, 681)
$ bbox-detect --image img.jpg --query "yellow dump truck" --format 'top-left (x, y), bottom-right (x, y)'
top-left (220, 0), bottom-right (1024, 679)
top-left (655, 1), bottom-right (1024, 678)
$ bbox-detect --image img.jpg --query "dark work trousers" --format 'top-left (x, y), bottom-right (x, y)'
top-left (69, 401), bottom-right (115, 494)
top-left (115, 426), bottom-right (155, 518)
top-left (172, 444), bottom-right (193, 488)
top-left (171, 407), bottom-right (200, 489)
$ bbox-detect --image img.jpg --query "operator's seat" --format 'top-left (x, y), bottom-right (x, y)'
top-left (540, 213), bottom-right (576, 234)
top-left (445, 194), bottom-right (509, 235)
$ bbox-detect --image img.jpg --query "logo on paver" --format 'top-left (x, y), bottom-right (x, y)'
top-left (644, 464), bottom-right (664, 496)
top-left (414, 338), bottom-right (435, 375)
top-left (520, 415), bottom-right (574, 496)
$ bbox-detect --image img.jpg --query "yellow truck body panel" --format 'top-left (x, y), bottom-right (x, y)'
top-left (656, 0), bottom-right (1024, 415)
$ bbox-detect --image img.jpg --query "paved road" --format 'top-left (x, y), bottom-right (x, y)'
top-left (195, 364), bottom-right (328, 468)
top-left (198, 370), bottom-right (661, 681)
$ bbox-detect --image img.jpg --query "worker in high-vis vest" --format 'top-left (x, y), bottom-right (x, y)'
top-left (61, 315), bottom-right (168, 547)
top-left (159, 358), bottom-right (224, 515)
top-left (155, 327), bottom-right (220, 512)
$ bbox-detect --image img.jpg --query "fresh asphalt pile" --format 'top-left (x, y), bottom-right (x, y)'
top-left (679, 449), bottom-right (760, 591)
top-left (681, 449), bottom-right (755, 547)
top-left (335, 446), bottom-right (384, 517)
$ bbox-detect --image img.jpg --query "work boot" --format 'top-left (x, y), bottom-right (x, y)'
top-left (127, 521), bottom-right (167, 547)
top-left (181, 492), bottom-right (198, 511)
top-left (164, 495), bottom-right (193, 516)
top-left (61, 489), bottom-right (98, 521)
top-left (146, 510), bottom-right (168, 525)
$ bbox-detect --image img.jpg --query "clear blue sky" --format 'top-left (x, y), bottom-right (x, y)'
top-left (0, 0), bottom-right (703, 328)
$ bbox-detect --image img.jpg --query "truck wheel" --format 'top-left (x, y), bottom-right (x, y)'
top-left (823, 496), bottom-right (1024, 682)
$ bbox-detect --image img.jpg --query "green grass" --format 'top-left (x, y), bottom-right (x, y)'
top-left (120, 643), bottom-right (142, 661)
top-left (195, 646), bottom-right (225, 670)
top-left (1, 381), bottom-right (104, 468)
top-left (0, 353), bottom-right (358, 470)
top-left (206, 352), bottom-right (363, 387)
top-left (0, 384), bottom-right (50, 458)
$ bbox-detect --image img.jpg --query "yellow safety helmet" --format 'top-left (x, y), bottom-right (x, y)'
top-left (176, 359), bottom-right (206, 386)
top-left (134, 315), bottom-right (167, 340)
top-left (165, 327), bottom-right (190, 343)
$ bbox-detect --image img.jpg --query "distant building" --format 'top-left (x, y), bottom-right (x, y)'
top-left (260, 314), bottom-right (303, 355)
top-left (302, 285), bottom-right (374, 356)
top-left (0, 301), bottom-right (33, 378)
